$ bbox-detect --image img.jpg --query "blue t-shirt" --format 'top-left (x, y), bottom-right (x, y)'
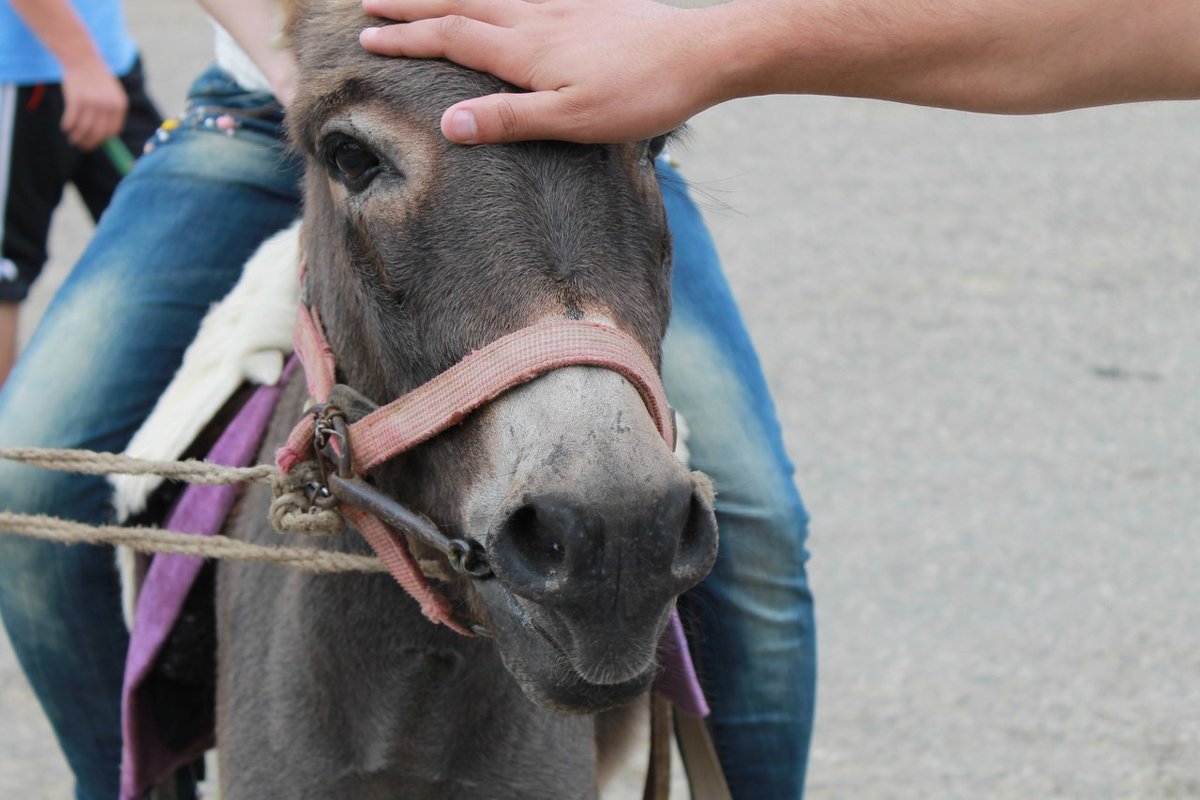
top-left (0, 0), bottom-right (137, 85)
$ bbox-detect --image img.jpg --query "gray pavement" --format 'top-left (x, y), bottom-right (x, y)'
top-left (2, 1), bottom-right (1198, 798)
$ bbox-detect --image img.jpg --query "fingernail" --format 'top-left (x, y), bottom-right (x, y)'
top-left (445, 109), bottom-right (478, 143)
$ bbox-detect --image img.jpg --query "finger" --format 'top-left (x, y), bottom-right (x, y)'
top-left (60, 99), bottom-right (81, 140)
top-left (363, 0), bottom-right (518, 26)
top-left (360, 17), bottom-right (513, 75)
top-left (74, 115), bottom-right (102, 151)
top-left (65, 108), bottom-right (94, 148)
top-left (81, 110), bottom-right (109, 151)
top-left (82, 130), bottom-right (105, 151)
top-left (442, 91), bottom-right (593, 144)
top-left (97, 108), bottom-right (124, 145)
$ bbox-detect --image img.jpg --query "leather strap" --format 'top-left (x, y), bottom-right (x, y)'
top-left (676, 711), bottom-right (733, 800)
top-left (643, 694), bottom-right (673, 800)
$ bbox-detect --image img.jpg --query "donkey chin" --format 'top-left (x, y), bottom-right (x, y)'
top-left (475, 580), bottom-right (672, 713)
top-left (462, 367), bottom-right (719, 713)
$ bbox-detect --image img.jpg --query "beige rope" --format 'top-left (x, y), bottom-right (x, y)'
top-left (0, 447), bottom-right (277, 485)
top-left (0, 445), bottom-right (344, 538)
top-left (0, 512), bottom-right (386, 573)
top-left (0, 446), bottom-right (379, 572)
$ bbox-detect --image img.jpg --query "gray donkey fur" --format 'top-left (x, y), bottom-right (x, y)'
top-left (216, 3), bottom-right (719, 797)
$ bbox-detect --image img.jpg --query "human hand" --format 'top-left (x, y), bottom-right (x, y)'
top-left (359, 0), bottom-right (727, 144)
top-left (60, 60), bottom-right (128, 151)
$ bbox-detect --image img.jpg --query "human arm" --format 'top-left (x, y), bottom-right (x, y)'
top-left (196, 0), bottom-right (299, 106)
top-left (358, 0), bottom-right (1200, 144)
top-left (8, 0), bottom-right (127, 150)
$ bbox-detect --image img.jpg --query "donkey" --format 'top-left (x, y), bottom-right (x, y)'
top-left (215, 2), bottom-right (718, 797)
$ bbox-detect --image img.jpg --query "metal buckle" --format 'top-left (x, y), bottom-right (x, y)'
top-left (313, 405), bottom-right (352, 478)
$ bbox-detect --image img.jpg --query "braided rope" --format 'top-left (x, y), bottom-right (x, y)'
top-left (0, 512), bottom-right (386, 573)
top-left (0, 447), bottom-right (277, 485)
top-left (0, 445), bottom-right (378, 572)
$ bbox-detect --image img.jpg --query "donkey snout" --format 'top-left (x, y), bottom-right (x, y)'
top-left (488, 474), bottom-right (718, 607)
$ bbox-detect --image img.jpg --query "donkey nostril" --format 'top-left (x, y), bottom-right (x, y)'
top-left (680, 495), bottom-right (702, 551)
top-left (503, 503), bottom-right (567, 575)
top-left (674, 488), bottom-right (718, 581)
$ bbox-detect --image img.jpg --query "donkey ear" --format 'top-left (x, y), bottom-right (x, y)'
top-left (278, 0), bottom-right (315, 49)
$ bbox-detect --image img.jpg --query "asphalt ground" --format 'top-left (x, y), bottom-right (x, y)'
top-left (2, 2), bottom-right (1198, 797)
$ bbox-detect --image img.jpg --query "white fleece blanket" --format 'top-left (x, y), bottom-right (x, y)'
top-left (111, 220), bottom-right (302, 521)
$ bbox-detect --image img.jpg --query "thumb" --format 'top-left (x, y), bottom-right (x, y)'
top-left (441, 92), bottom-right (588, 144)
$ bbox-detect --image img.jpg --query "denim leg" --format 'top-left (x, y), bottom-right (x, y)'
top-left (0, 69), bottom-right (301, 800)
top-left (659, 162), bottom-right (817, 798)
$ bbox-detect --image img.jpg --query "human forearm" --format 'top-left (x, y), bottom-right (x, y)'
top-left (709, 0), bottom-right (1200, 114)
top-left (361, 0), bottom-right (1200, 144)
top-left (197, 0), bottom-right (298, 105)
top-left (9, 0), bottom-right (127, 149)
top-left (9, 0), bottom-right (106, 72)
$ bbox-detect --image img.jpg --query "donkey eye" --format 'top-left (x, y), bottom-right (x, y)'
top-left (646, 135), bottom-right (668, 162)
top-left (323, 135), bottom-right (381, 185)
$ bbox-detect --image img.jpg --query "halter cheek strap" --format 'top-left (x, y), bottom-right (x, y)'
top-left (277, 303), bottom-right (675, 633)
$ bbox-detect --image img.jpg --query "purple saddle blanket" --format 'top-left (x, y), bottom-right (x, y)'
top-left (119, 374), bottom-right (709, 799)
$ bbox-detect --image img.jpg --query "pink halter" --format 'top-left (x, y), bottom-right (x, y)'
top-left (277, 302), bottom-right (675, 633)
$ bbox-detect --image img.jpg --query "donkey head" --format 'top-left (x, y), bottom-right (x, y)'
top-left (287, 2), bottom-right (717, 712)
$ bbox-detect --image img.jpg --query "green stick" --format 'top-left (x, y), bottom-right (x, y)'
top-left (101, 136), bottom-right (136, 177)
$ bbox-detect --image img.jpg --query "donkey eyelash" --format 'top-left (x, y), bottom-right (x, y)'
top-left (646, 128), bottom-right (687, 163)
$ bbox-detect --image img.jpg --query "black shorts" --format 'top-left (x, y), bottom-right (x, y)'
top-left (0, 57), bottom-right (162, 302)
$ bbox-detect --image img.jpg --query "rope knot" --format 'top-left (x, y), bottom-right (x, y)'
top-left (269, 461), bottom-right (344, 537)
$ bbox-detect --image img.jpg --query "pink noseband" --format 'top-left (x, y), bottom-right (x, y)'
top-left (277, 303), bottom-right (675, 633)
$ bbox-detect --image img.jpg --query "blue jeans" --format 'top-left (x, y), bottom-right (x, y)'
top-left (660, 164), bottom-right (816, 796)
top-left (0, 68), bottom-right (302, 800)
top-left (0, 66), bottom-right (815, 799)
